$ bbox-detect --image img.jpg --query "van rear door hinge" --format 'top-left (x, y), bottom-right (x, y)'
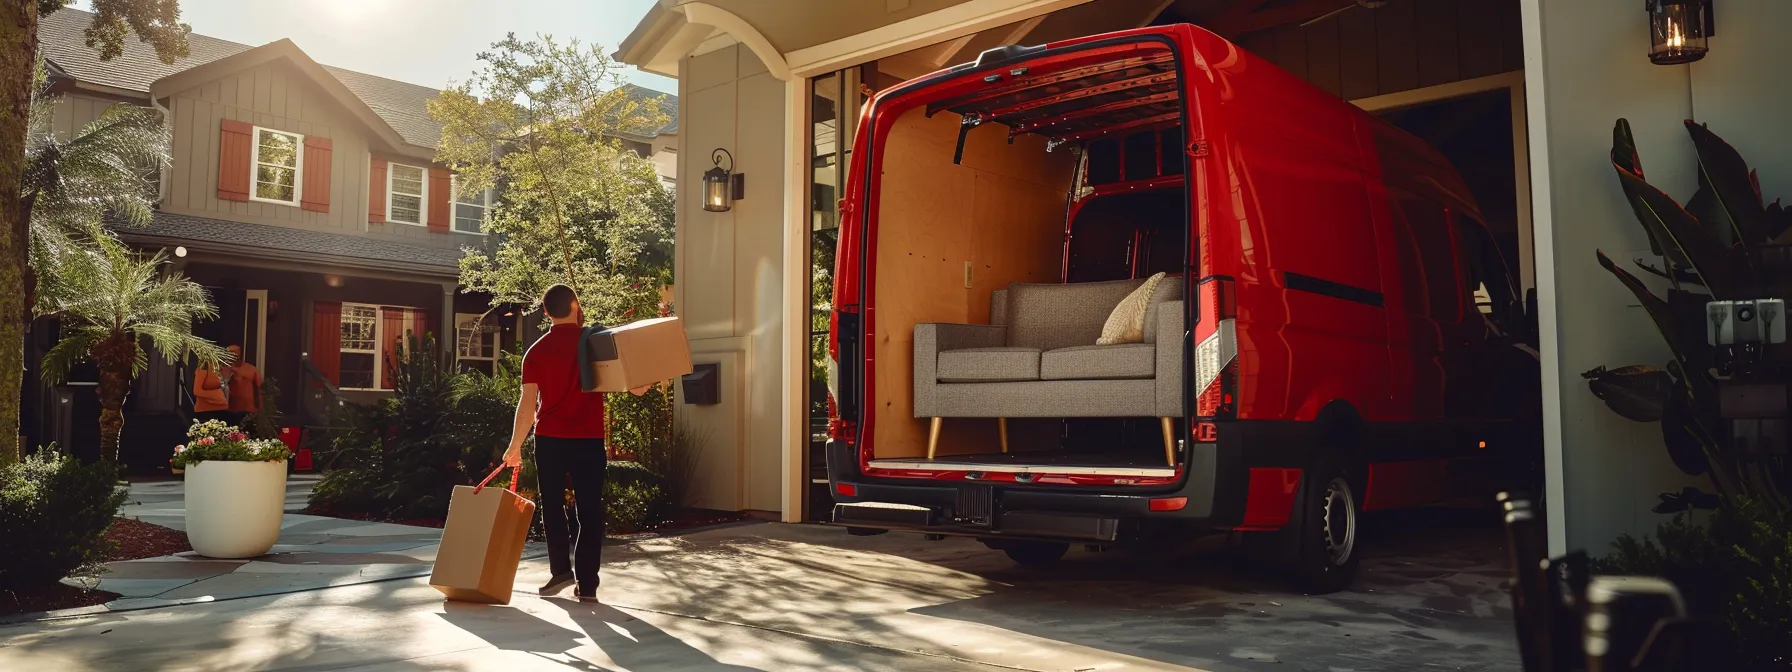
top-left (1187, 139), bottom-right (1210, 158)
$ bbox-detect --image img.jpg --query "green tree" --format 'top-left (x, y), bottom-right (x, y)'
top-left (34, 236), bottom-right (222, 463)
top-left (0, 0), bottom-right (189, 462)
top-left (428, 33), bottom-right (672, 327)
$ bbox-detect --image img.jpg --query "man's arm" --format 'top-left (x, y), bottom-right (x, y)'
top-left (503, 383), bottom-right (541, 466)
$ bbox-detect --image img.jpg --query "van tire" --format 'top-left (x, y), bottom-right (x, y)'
top-left (1003, 541), bottom-right (1070, 567)
top-left (1281, 456), bottom-right (1361, 594)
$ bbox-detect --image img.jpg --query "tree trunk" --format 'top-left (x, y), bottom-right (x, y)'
top-left (0, 1), bottom-right (38, 464)
top-left (93, 332), bottom-right (134, 464)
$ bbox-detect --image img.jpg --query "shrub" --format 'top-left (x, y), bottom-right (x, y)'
top-left (308, 335), bottom-right (488, 520)
top-left (241, 376), bottom-right (284, 441)
top-left (1595, 498), bottom-right (1792, 668)
top-left (0, 448), bottom-right (127, 591)
top-left (604, 461), bottom-right (668, 533)
top-left (634, 421), bottom-right (705, 509)
top-left (172, 419), bottom-right (293, 469)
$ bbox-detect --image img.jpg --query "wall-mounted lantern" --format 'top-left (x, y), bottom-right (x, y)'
top-left (1647, 0), bottom-right (1713, 65)
top-left (703, 148), bottom-right (743, 212)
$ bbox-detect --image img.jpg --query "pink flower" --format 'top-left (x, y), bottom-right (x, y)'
top-left (228, 433), bottom-right (247, 441)
top-left (173, 445), bottom-right (186, 454)
top-left (198, 437), bottom-right (215, 446)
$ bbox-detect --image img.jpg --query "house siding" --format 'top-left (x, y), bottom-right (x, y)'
top-left (50, 94), bottom-right (114, 139)
top-left (162, 60), bottom-right (484, 254)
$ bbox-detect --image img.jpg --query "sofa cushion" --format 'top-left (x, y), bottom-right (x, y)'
top-left (1098, 272), bottom-right (1166, 345)
top-left (1040, 344), bottom-right (1156, 380)
top-left (1007, 279), bottom-right (1145, 352)
top-left (1143, 275), bottom-right (1185, 344)
top-left (938, 347), bottom-right (1042, 382)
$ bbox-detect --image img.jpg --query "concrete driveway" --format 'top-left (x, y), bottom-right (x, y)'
top-left (0, 508), bottom-right (1520, 671)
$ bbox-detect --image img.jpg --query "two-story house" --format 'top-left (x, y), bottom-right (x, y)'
top-left (31, 9), bottom-right (678, 469)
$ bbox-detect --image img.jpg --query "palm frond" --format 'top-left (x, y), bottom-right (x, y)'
top-left (38, 329), bottom-right (100, 385)
top-left (24, 95), bottom-right (169, 241)
top-left (37, 236), bottom-right (223, 378)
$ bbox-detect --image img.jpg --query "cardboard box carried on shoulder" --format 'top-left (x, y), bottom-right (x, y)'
top-left (579, 316), bottom-right (694, 392)
top-left (429, 480), bottom-right (536, 604)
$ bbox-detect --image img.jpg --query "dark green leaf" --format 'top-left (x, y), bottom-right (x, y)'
top-left (1613, 163), bottom-right (1746, 297)
top-left (1582, 364), bottom-right (1672, 422)
top-left (1613, 119), bottom-right (1665, 257)
top-left (1686, 120), bottom-right (1769, 247)
top-left (1598, 250), bottom-right (1688, 365)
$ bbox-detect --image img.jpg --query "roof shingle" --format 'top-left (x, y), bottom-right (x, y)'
top-left (114, 211), bottom-right (466, 274)
top-left (39, 8), bottom-right (676, 148)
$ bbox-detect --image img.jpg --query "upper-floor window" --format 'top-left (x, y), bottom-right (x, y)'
top-left (388, 163), bottom-right (426, 225)
top-left (251, 127), bottom-right (303, 205)
top-left (451, 177), bottom-right (490, 234)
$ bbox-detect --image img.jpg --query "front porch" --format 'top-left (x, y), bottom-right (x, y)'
top-left (31, 254), bottom-right (523, 473)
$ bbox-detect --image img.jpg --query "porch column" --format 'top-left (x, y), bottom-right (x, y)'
top-left (440, 283), bottom-right (456, 368)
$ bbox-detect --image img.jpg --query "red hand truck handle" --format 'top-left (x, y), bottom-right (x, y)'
top-left (473, 464), bottom-right (521, 495)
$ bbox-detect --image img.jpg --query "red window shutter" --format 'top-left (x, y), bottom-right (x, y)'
top-left (369, 157), bottom-right (387, 223)
top-left (311, 302), bottom-right (342, 388)
top-left (218, 119), bottom-right (253, 202)
top-left (410, 309), bottom-right (432, 342)
top-left (380, 308), bottom-right (407, 390)
top-left (300, 137), bottom-right (333, 212)
top-left (428, 168), bottom-right (452, 233)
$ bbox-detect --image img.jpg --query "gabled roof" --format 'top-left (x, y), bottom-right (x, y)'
top-left (148, 39), bottom-right (414, 153)
top-left (39, 8), bottom-right (677, 149)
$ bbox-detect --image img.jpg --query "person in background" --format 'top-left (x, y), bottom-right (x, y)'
top-left (503, 284), bottom-right (649, 603)
top-left (226, 344), bottom-right (264, 426)
top-left (192, 347), bottom-right (234, 424)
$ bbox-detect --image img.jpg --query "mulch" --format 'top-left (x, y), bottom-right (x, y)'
top-left (0, 517), bottom-right (191, 617)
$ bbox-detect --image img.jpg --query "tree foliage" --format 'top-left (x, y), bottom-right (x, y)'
top-left (45, 0), bottom-right (192, 65)
top-left (35, 236), bottom-right (223, 462)
top-left (429, 33), bottom-right (673, 327)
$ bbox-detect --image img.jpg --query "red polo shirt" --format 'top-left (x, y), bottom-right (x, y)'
top-left (522, 324), bottom-right (606, 439)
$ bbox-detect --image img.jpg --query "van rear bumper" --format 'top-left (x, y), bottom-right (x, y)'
top-left (825, 438), bottom-right (1249, 543)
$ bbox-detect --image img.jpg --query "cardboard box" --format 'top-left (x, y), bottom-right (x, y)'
top-left (428, 483), bottom-right (537, 604)
top-left (580, 316), bottom-right (694, 392)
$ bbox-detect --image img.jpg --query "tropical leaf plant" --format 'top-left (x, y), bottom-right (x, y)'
top-left (1592, 118), bottom-right (1792, 510)
top-left (34, 236), bottom-right (225, 463)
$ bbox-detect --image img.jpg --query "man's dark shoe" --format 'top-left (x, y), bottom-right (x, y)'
top-left (576, 578), bottom-right (600, 603)
top-left (539, 572), bottom-right (575, 596)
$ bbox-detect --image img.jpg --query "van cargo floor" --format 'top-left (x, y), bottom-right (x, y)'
top-left (867, 451), bottom-right (1175, 477)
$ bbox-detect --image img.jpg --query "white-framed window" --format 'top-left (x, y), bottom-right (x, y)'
top-left (387, 163), bottom-right (426, 225)
top-left (450, 177), bottom-right (490, 234)
top-left (337, 303), bottom-right (425, 390)
top-left (338, 303), bottom-right (380, 390)
top-left (455, 312), bottom-right (499, 374)
top-left (250, 126), bottom-right (303, 206)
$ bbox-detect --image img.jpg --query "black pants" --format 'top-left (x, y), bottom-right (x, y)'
top-left (534, 436), bottom-right (606, 590)
top-left (194, 410), bottom-right (240, 426)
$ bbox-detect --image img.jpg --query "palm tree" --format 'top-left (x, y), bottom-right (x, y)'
top-left (35, 236), bottom-right (223, 463)
top-left (23, 63), bottom-right (171, 313)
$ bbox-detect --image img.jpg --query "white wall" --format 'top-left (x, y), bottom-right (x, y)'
top-left (1524, 0), bottom-right (1792, 555)
top-left (675, 44), bottom-right (790, 513)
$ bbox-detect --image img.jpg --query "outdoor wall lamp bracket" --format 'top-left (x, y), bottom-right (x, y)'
top-left (703, 148), bottom-right (744, 212)
top-left (1647, 0), bottom-right (1714, 65)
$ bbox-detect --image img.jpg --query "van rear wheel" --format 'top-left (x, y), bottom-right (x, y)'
top-left (1281, 456), bottom-right (1362, 594)
top-left (1003, 541), bottom-right (1070, 567)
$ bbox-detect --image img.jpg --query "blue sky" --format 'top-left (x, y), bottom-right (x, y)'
top-left (77, 0), bottom-right (675, 94)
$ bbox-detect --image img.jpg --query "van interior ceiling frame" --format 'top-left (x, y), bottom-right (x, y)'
top-left (847, 30), bottom-right (1199, 483)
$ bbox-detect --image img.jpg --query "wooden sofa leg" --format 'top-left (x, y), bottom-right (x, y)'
top-left (1160, 417), bottom-right (1175, 466)
top-left (998, 418), bottom-right (1009, 454)
top-left (928, 417), bottom-right (943, 460)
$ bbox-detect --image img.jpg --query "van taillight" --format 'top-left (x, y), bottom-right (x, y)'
top-left (1194, 278), bottom-right (1238, 419)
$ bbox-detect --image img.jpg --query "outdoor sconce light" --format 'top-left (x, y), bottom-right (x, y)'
top-left (1647, 0), bottom-right (1713, 65)
top-left (703, 148), bottom-right (743, 212)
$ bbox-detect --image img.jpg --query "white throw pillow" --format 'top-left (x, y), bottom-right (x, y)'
top-left (1096, 272), bottom-right (1166, 345)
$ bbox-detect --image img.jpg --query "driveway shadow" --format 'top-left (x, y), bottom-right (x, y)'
top-left (436, 598), bottom-right (762, 671)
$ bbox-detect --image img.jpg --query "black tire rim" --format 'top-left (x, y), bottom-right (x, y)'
top-left (1322, 476), bottom-right (1358, 567)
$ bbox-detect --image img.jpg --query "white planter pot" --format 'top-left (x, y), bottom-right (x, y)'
top-left (184, 460), bottom-right (287, 559)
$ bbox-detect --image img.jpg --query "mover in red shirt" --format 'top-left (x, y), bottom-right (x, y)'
top-left (504, 284), bottom-right (649, 602)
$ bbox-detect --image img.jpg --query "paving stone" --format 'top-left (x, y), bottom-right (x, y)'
top-left (100, 560), bottom-right (248, 580)
top-left (86, 578), bottom-right (197, 598)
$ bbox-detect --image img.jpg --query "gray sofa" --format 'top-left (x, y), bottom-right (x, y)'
top-left (913, 277), bottom-right (1184, 464)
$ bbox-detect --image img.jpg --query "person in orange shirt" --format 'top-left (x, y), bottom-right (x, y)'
top-left (226, 344), bottom-right (264, 423)
top-left (192, 349), bottom-right (232, 425)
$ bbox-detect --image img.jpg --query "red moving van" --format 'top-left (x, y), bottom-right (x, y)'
top-left (825, 24), bottom-right (1540, 593)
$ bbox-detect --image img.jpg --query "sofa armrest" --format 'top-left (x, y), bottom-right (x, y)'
top-left (1153, 301), bottom-right (1185, 417)
top-left (914, 323), bottom-right (1007, 418)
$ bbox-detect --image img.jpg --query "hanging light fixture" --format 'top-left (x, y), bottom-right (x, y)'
top-left (1647, 0), bottom-right (1714, 65)
top-left (703, 148), bottom-right (743, 212)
